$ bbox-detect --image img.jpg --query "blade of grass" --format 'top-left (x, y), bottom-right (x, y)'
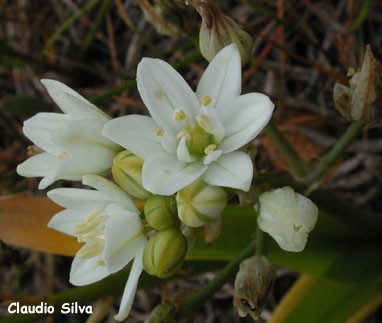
top-left (43, 0), bottom-right (102, 56)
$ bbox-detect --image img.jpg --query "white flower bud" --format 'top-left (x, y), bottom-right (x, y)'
top-left (112, 150), bottom-right (151, 199)
top-left (176, 179), bottom-right (227, 227)
top-left (256, 186), bottom-right (318, 252)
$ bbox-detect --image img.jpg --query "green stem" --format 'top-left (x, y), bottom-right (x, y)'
top-left (184, 240), bottom-right (256, 311)
top-left (265, 120), bottom-right (307, 179)
top-left (81, 0), bottom-right (112, 55)
top-left (304, 120), bottom-right (364, 187)
top-left (255, 224), bottom-right (267, 256)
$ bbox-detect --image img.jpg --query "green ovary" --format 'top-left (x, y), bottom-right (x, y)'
top-left (186, 123), bottom-right (215, 158)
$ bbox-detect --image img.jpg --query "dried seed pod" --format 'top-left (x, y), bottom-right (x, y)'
top-left (233, 255), bottom-right (276, 320)
top-left (334, 45), bottom-right (382, 127)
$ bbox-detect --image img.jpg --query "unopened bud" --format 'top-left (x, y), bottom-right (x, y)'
top-left (176, 179), bottom-right (227, 227)
top-left (144, 195), bottom-right (178, 231)
top-left (333, 45), bottom-right (382, 127)
top-left (191, 0), bottom-right (253, 63)
top-left (233, 255), bottom-right (276, 320)
top-left (143, 227), bottom-right (187, 278)
top-left (112, 150), bottom-right (151, 199)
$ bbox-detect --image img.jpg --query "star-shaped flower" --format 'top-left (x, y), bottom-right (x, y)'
top-left (17, 79), bottom-right (121, 189)
top-left (103, 44), bottom-right (274, 195)
top-left (48, 174), bottom-right (146, 321)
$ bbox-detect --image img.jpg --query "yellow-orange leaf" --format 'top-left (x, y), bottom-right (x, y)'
top-left (0, 195), bottom-right (80, 256)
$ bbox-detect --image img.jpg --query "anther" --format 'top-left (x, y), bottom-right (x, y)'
top-left (204, 144), bottom-right (217, 155)
top-left (173, 109), bottom-right (186, 121)
top-left (200, 96), bottom-right (212, 106)
top-left (154, 129), bottom-right (165, 136)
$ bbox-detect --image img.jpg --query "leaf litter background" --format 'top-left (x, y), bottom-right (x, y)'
top-left (0, 0), bottom-right (381, 322)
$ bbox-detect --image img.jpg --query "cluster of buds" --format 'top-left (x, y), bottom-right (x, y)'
top-left (111, 150), bottom-right (228, 278)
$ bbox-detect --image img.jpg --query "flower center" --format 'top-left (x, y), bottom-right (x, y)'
top-left (185, 122), bottom-right (216, 158)
top-left (74, 210), bottom-right (107, 259)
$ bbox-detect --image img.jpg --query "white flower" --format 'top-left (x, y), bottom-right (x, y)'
top-left (47, 174), bottom-right (146, 321)
top-left (256, 186), bottom-right (318, 252)
top-left (103, 44), bottom-right (274, 195)
top-left (17, 79), bottom-right (121, 189)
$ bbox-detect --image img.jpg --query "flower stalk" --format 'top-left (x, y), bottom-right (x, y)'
top-left (184, 240), bottom-right (256, 312)
top-left (264, 120), bottom-right (307, 180)
top-left (304, 120), bottom-right (364, 188)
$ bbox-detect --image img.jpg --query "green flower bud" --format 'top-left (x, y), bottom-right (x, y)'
top-left (144, 195), bottom-right (178, 231)
top-left (112, 150), bottom-right (151, 200)
top-left (233, 255), bottom-right (276, 320)
top-left (190, 0), bottom-right (253, 64)
top-left (176, 179), bottom-right (227, 227)
top-left (143, 227), bottom-right (187, 278)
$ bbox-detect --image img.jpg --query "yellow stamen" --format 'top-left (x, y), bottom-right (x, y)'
top-left (58, 152), bottom-right (68, 159)
top-left (177, 129), bottom-right (190, 139)
top-left (154, 129), bottom-right (165, 136)
top-left (200, 95), bottom-right (212, 106)
top-left (77, 243), bottom-right (104, 259)
top-left (173, 109), bottom-right (186, 121)
top-left (204, 144), bottom-right (217, 155)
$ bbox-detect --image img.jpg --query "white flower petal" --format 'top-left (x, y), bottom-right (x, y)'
top-left (203, 149), bottom-right (222, 165)
top-left (196, 114), bottom-right (225, 142)
top-left (177, 136), bottom-right (197, 162)
top-left (137, 58), bottom-right (199, 132)
top-left (103, 212), bottom-right (146, 273)
top-left (196, 44), bottom-right (241, 109)
top-left (23, 113), bottom-right (71, 154)
top-left (114, 243), bottom-right (144, 321)
top-left (41, 79), bottom-right (109, 120)
top-left (52, 118), bottom-right (118, 172)
top-left (83, 174), bottom-right (138, 212)
top-left (102, 115), bottom-right (164, 159)
top-left (16, 152), bottom-right (62, 189)
top-left (161, 130), bottom-right (178, 154)
top-left (47, 209), bottom-right (85, 236)
top-left (69, 253), bottom-right (110, 286)
top-left (47, 188), bottom-right (109, 210)
top-left (202, 151), bottom-right (253, 191)
top-left (142, 153), bottom-right (207, 195)
top-left (219, 93), bottom-right (274, 153)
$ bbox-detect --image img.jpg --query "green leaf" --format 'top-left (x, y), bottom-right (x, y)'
top-left (187, 206), bottom-right (367, 276)
top-left (284, 246), bottom-right (382, 323)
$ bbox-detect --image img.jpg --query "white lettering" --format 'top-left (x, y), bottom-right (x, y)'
top-left (61, 303), bottom-right (70, 314)
top-left (61, 302), bottom-right (92, 314)
top-left (8, 302), bottom-right (18, 314)
top-left (7, 302), bottom-right (55, 314)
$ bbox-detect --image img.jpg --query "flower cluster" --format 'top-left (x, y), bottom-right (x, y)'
top-left (16, 44), bottom-right (277, 321)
